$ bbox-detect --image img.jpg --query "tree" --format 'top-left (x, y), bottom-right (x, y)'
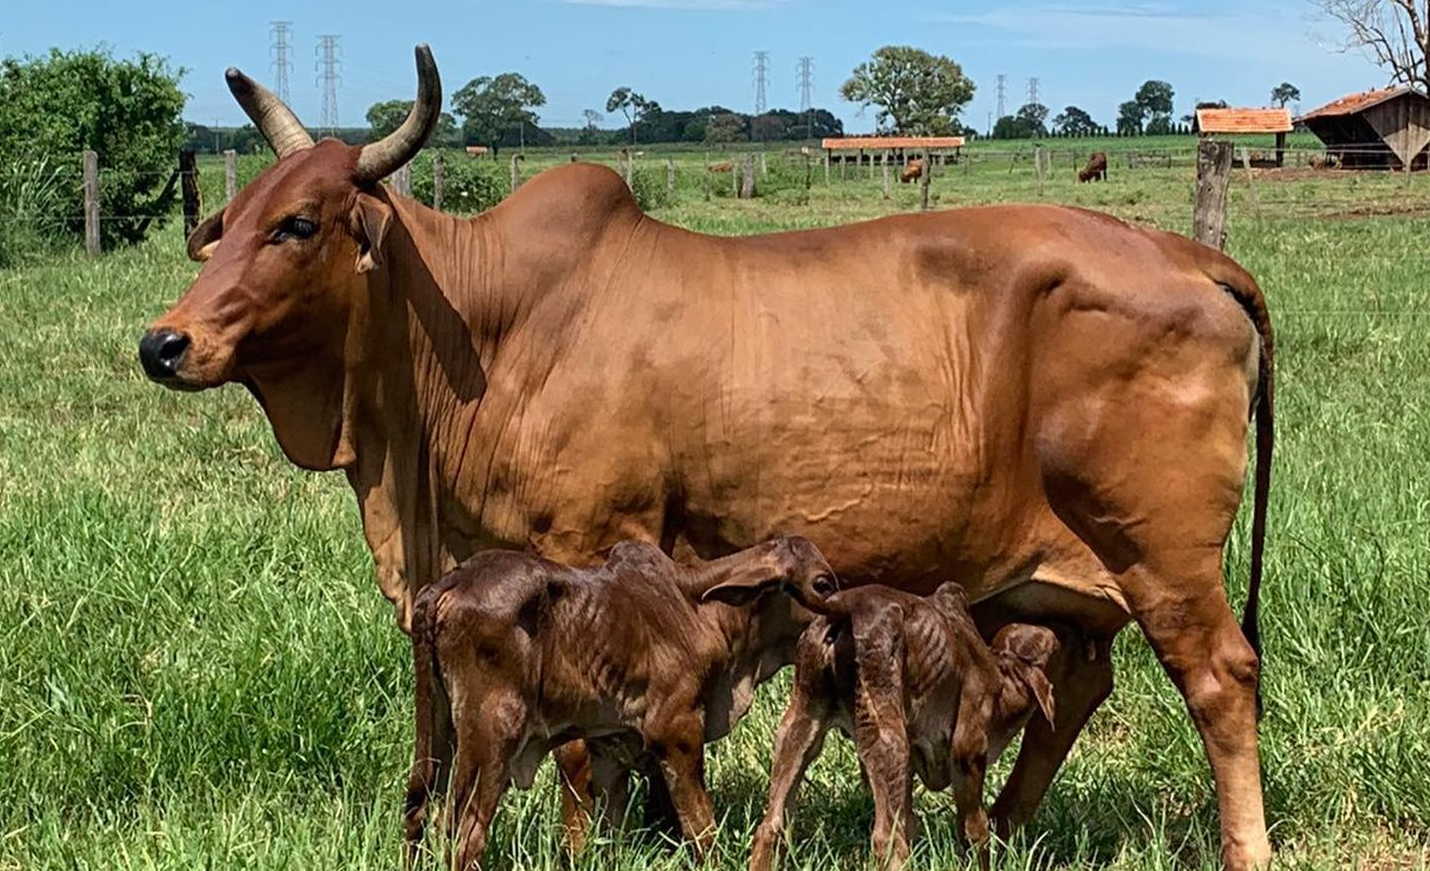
top-left (1117, 100), bottom-right (1146, 135)
top-left (1271, 82), bottom-right (1302, 107)
top-left (582, 109), bottom-right (603, 130)
top-left (1317, 0), bottom-right (1429, 92)
top-left (839, 45), bottom-right (975, 135)
top-left (451, 73), bottom-right (546, 155)
top-left (704, 112), bottom-right (745, 144)
top-left (606, 87), bottom-right (657, 144)
top-left (366, 100), bottom-right (458, 145)
top-left (1053, 105), bottom-right (1099, 136)
top-left (1015, 102), bottom-right (1050, 136)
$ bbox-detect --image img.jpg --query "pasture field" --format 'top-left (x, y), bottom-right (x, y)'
top-left (2, 144), bottom-right (1429, 870)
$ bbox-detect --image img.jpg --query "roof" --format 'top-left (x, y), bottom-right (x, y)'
top-left (1296, 86), bottom-right (1427, 123)
top-left (822, 136), bottom-right (965, 150)
top-left (1196, 108), bottom-right (1293, 134)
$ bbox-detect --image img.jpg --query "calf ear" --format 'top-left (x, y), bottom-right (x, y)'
top-left (1020, 667), bottom-right (1056, 728)
top-left (700, 565), bottom-right (784, 607)
top-left (186, 209), bottom-right (224, 262)
top-left (350, 192), bottom-right (392, 274)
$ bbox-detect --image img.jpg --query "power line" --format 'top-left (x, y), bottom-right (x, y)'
top-left (796, 56), bottom-right (814, 140)
top-left (752, 51), bottom-right (769, 115)
top-left (269, 21), bottom-right (293, 105)
top-left (315, 35), bottom-right (341, 134)
top-left (1027, 77), bottom-right (1041, 107)
top-left (995, 74), bottom-right (1007, 120)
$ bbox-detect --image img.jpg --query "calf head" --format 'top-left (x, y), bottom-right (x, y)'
top-left (138, 46), bottom-right (441, 470)
top-left (698, 535), bottom-right (840, 610)
top-left (987, 623), bottom-right (1059, 761)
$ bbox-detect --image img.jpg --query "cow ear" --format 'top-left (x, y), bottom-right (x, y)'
top-left (186, 209), bottom-right (224, 262)
top-left (701, 572), bottom-right (784, 607)
top-left (350, 192), bottom-right (392, 274)
top-left (1020, 667), bottom-right (1056, 728)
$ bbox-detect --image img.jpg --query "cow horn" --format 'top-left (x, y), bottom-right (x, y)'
top-left (354, 45), bottom-right (442, 183)
top-left (224, 67), bottom-right (314, 159)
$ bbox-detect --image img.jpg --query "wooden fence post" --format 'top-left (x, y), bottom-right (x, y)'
top-left (741, 153), bottom-right (756, 199)
top-left (1034, 145), bottom-right (1046, 197)
top-left (824, 152), bottom-right (830, 184)
top-left (733, 158), bottom-right (740, 196)
top-left (704, 151), bottom-right (711, 202)
top-left (180, 150), bottom-right (201, 237)
top-left (392, 162), bottom-right (412, 197)
top-left (82, 150), bottom-right (100, 257)
top-left (882, 150), bottom-right (891, 199)
top-left (432, 153), bottom-right (445, 211)
top-left (1239, 146), bottom-right (1261, 223)
top-left (760, 151), bottom-right (768, 178)
top-left (223, 149), bottom-right (238, 202)
top-left (919, 152), bottom-right (932, 210)
top-left (804, 151), bottom-right (812, 191)
top-left (667, 158), bottom-right (676, 198)
top-left (840, 153), bottom-right (846, 180)
top-left (510, 154), bottom-right (524, 193)
top-left (1194, 138), bottom-right (1234, 249)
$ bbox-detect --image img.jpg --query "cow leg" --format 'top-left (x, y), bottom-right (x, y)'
top-left (989, 627), bottom-right (1114, 833)
top-left (750, 685), bottom-right (833, 871)
top-left (649, 711), bottom-right (717, 856)
top-left (1130, 559), bottom-right (1269, 871)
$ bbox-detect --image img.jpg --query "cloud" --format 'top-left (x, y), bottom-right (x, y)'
top-left (546, 0), bottom-right (787, 9)
top-left (931, 2), bottom-right (1320, 60)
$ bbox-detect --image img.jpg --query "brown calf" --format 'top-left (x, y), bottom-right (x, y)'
top-left (749, 583), bottom-right (1057, 871)
top-left (899, 159), bottom-right (924, 183)
top-left (403, 536), bottom-right (839, 869)
top-left (1077, 151), bottom-right (1108, 183)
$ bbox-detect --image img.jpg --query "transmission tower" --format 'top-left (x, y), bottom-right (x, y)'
top-left (995, 74), bottom-right (1007, 120)
top-left (1027, 77), bottom-right (1041, 106)
top-left (796, 56), bottom-right (814, 139)
top-left (269, 21), bottom-right (293, 104)
top-left (752, 51), bottom-right (770, 114)
top-left (315, 35), bottom-right (342, 134)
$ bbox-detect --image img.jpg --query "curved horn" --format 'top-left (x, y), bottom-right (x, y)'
top-left (355, 45), bottom-right (442, 183)
top-left (224, 67), bottom-right (314, 159)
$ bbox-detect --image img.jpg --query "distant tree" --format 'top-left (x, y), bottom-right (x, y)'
top-left (582, 108), bottom-right (603, 130)
top-left (1117, 100), bottom-right (1146, 135)
top-left (705, 112), bottom-right (745, 144)
top-left (1015, 102), bottom-right (1050, 136)
top-left (839, 45), bottom-right (975, 134)
top-left (452, 73), bottom-right (546, 155)
top-left (1271, 82), bottom-right (1302, 107)
top-left (1316, 0), bottom-right (1430, 93)
top-left (366, 99), bottom-right (458, 145)
top-left (606, 87), bottom-right (657, 144)
top-left (1052, 105), bottom-right (1099, 136)
top-left (1146, 115), bottom-right (1175, 135)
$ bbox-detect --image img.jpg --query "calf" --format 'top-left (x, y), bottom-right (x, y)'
top-left (403, 536), bottom-right (839, 869)
top-left (749, 583), bottom-right (1058, 871)
top-left (1078, 151), bottom-right (1108, 182)
top-left (899, 159), bottom-right (925, 183)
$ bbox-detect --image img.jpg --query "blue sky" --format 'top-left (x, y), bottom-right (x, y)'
top-left (1, 0), bottom-right (1387, 133)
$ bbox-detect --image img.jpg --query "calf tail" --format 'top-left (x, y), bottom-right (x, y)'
top-left (404, 586), bottom-right (453, 856)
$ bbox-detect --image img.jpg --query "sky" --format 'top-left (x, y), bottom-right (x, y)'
top-left (0, 0), bottom-right (1390, 134)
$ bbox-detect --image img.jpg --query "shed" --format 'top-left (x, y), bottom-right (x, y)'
top-left (1196, 108), bottom-right (1294, 166)
top-left (821, 135), bottom-right (964, 166)
top-left (1296, 87), bottom-right (1430, 170)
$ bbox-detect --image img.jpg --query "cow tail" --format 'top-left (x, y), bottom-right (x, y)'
top-left (404, 586), bottom-right (452, 837)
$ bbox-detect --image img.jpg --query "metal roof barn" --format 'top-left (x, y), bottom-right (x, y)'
top-left (1296, 87), bottom-right (1430, 170)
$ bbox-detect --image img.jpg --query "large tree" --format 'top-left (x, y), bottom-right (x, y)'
top-left (451, 73), bottom-right (546, 154)
top-left (606, 87), bottom-right (659, 145)
top-left (839, 45), bottom-right (975, 135)
top-left (1117, 99), bottom-right (1146, 135)
top-left (1271, 82), bottom-right (1302, 107)
top-left (1318, 0), bottom-right (1429, 92)
top-left (1053, 105), bottom-right (1099, 136)
top-left (366, 99), bottom-right (458, 145)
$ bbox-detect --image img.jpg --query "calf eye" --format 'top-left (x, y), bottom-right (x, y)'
top-left (812, 574), bottom-right (836, 596)
top-left (273, 216), bottom-right (317, 242)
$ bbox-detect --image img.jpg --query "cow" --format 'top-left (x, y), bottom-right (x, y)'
top-left (139, 46), bottom-right (1275, 870)
top-left (404, 536), bottom-right (839, 869)
top-left (707, 161), bottom-right (734, 173)
top-left (900, 158), bottom-right (924, 183)
top-left (1078, 151), bottom-right (1108, 183)
top-left (750, 583), bottom-right (1058, 871)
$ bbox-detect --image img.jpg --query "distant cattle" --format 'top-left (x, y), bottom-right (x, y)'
top-left (465, 145), bottom-right (489, 158)
top-left (707, 162), bottom-right (734, 173)
top-left (1309, 153), bottom-right (1339, 170)
top-left (1078, 151), bottom-right (1108, 183)
top-left (900, 159), bottom-right (925, 183)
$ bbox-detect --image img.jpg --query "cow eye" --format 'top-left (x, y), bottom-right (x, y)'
top-left (812, 574), bottom-right (836, 596)
top-left (273, 216), bottom-right (317, 242)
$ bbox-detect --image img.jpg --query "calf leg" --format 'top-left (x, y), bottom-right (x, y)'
top-left (448, 711), bottom-right (521, 871)
top-left (951, 691), bottom-right (993, 871)
top-left (588, 744), bottom-right (633, 837)
top-left (849, 608), bottom-right (912, 870)
top-left (554, 740), bottom-right (596, 854)
top-left (650, 711), bottom-right (717, 856)
top-left (750, 684), bottom-right (833, 871)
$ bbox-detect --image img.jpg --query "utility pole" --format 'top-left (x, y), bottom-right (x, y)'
top-left (753, 51), bottom-right (769, 114)
top-left (269, 21), bottom-right (293, 104)
top-left (315, 35), bottom-right (341, 136)
top-left (1027, 76), bottom-right (1041, 107)
top-left (796, 56), bottom-right (814, 141)
top-left (995, 74), bottom-right (1007, 121)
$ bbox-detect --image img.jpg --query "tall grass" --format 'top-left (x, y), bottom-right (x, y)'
top-left (0, 157), bottom-right (72, 267)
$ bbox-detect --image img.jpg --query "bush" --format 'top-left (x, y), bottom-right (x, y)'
top-left (0, 48), bottom-right (187, 253)
top-left (629, 166), bottom-right (673, 211)
top-left (409, 151), bottom-right (507, 214)
top-left (0, 157), bottom-right (70, 268)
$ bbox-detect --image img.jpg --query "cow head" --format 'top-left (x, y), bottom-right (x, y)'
top-left (139, 45), bottom-right (441, 470)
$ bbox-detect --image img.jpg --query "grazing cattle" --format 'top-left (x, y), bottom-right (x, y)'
top-left (1078, 151), bottom-right (1108, 183)
top-left (707, 161), bottom-right (734, 173)
top-left (140, 46), bottom-right (1275, 869)
top-left (403, 536), bottom-right (839, 869)
top-left (750, 583), bottom-right (1058, 871)
top-left (899, 158), bottom-right (924, 183)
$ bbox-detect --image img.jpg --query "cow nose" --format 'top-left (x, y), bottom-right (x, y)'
top-left (138, 329), bottom-right (190, 380)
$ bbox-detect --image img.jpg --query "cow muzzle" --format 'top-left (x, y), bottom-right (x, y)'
top-left (138, 328), bottom-right (199, 389)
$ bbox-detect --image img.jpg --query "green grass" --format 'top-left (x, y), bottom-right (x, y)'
top-left (2, 149), bottom-right (1429, 871)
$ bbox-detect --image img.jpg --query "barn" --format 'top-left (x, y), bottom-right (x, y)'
top-left (1195, 108), bottom-right (1294, 166)
top-left (1296, 87), bottom-right (1430, 170)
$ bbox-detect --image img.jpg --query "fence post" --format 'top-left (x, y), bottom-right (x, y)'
top-left (392, 162), bottom-right (412, 197)
top-left (180, 150), bottom-right (201, 237)
top-left (760, 151), bottom-right (768, 178)
top-left (667, 158), bottom-right (676, 198)
top-left (919, 152), bottom-right (932, 210)
top-left (510, 154), bottom-right (523, 193)
top-left (1194, 138), bottom-right (1234, 249)
top-left (223, 149), bottom-right (238, 202)
top-left (704, 151), bottom-right (711, 202)
top-left (824, 152), bottom-right (830, 184)
top-left (733, 158), bottom-right (740, 196)
top-left (433, 153), bottom-right (445, 211)
top-left (804, 150), bottom-right (812, 191)
top-left (82, 150), bottom-right (100, 257)
top-left (882, 150), bottom-right (891, 199)
top-left (741, 153), bottom-right (756, 199)
top-left (1034, 144), bottom-right (1046, 197)
top-left (1239, 146), bottom-right (1261, 223)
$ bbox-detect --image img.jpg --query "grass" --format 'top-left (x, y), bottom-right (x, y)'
top-left (2, 142), bottom-right (1429, 871)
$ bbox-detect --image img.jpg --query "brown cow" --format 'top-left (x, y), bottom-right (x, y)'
top-left (899, 158), bottom-right (924, 183)
top-left (403, 536), bottom-right (839, 869)
top-left (750, 583), bottom-right (1058, 871)
top-left (140, 46), bottom-right (1275, 869)
top-left (1078, 151), bottom-right (1108, 182)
